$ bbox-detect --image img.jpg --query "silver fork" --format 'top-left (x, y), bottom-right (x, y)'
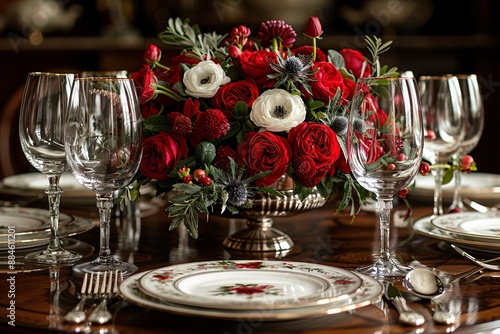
top-left (64, 272), bottom-right (95, 324)
top-left (88, 271), bottom-right (123, 324)
top-left (451, 244), bottom-right (500, 270)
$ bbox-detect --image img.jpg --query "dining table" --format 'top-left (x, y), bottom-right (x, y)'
top-left (1, 191), bottom-right (500, 334)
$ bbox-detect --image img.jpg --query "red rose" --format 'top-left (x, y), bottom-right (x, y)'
top-left (343, 77), bottom-right (357, 101)
top-left (237, 50), bottom-right (277, 89)
top-left (139, 132), bottom-right (187, 181)
top-left (335, 152), bottom-right (351, 174)
top-left (237, 131), bottom-right (291, 187)
top-left (130, 65), bottom-right (157, 105)
top-left (171, 52), bottom-right (201, 66)
top-left (302, 62), bottom-right (348, 103)
top-left (212, 78), bottom-right (259, 118)
top-left (291, 45), bottom-right (327, 62)
top-left (340, 49), bottom-right (371, 78)
top-left (288, 122), bottom-right (340, 187)
top-left (141, 100), bottom-right (161, 119)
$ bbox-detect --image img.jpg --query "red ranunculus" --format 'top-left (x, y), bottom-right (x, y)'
top-left (288, 122), bottom-right (340, 187)
top-left (340, 49), bottom-right (371, 78)
top-left (212, 78), bottom-right (259, 118)
top-left (237, 131), bottom-right (291, 187)
top-left (139, 132), bottom-right (187, 181)
top-left (291, 45), bottom-right (327, 62)
top-left (237, 50), bottom-right (277, 89)
top-left (302, 61), bottom-right (348, 103)
top-left (130, 65), bottom-right (157, 105)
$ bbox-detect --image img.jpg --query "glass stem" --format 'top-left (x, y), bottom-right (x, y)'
top-left (451, 169), bottom-right (463, 209)
top-left (45, 175), bottom-right (63, 252)
top-left (433, 168), bottom-right (444, 216)
top-left (96, 193), bottom-right (115, 265)
top-left (376, 197), bottom-right (393, 262)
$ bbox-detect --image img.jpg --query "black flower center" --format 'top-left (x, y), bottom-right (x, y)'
top-left (274, 105), bottom-right (287, 119)
top-left (284, 56), bottom-right (303, 75)
top-left (200, 76), bottom-right (210, 84)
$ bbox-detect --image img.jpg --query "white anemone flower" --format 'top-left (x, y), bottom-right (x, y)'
top-left (183, 60), bottom-right (231, 98)
top-left (250, 89), bottom-right (307, 132)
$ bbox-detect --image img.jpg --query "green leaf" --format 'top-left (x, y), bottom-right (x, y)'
top-left (328, 49), bottom-right (345, 69)
top-left (233, 101), bottom-right (249, 118)
top-left (442, 168), bottom-right (454, 185)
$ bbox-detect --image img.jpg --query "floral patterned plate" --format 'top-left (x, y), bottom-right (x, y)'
top-left (137, 260), bottom-right (363, 310)
top-left (120, 270), bottom-right (382, 320)
top-left (431, 212), bottom-right (500, 242)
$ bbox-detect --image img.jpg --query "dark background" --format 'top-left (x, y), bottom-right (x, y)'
top-left (0, 0), bottom-right (499, 177)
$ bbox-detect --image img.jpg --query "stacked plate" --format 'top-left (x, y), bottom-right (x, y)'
top-left (0, 207), bottom-right (93, 250)
top-left (0, 172), bottom-right (96, 206)
top-left (119, 260), bottom-right (383, 320)
top-left (414, 212), bottom-right (500, 254)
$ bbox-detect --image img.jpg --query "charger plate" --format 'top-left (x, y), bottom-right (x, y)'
top-left (137, 260), bottom-right (363, 310)
top-left (431, 212), bottom-right (500, 242)
top-left (414, 215), bottom-right (500, 254)
top-left (120, 268), bottom-right (383, 321)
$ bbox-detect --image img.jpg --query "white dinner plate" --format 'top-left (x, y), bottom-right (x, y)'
top-left (0, 210), bottom-right (93, 250)
top-left (431, 212), bottom-right (500, 242)
top-left (0, 172), bottom-right (96, 205)
top-left (120, 269), bottom-right (382, 321)
top-left (2, 172), bottom-right (87, 191)
top-left (409, 173), bottom-right (500, 205)
top-left (0, 207), bottom-right (74, 235)
top-left (414, 215), bottom-right (500, 254)
top-left (138, 260), bottom-right (363, 310)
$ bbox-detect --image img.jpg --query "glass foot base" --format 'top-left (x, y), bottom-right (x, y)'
top-left (24, 249), bottom-right (82, 265)
top-left (355, 258), bottom-right (412, 278)
top-left (72, 258), bottom-right (138, 277)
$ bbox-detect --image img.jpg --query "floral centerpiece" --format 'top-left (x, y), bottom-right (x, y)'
top-left (127, 16), bottom-right (402, 239)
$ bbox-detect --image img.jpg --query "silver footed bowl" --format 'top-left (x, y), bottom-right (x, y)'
top-left (222, 175), bottom-right (327, 255)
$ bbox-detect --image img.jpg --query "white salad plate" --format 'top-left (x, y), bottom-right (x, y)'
top-left (414, 215), bottom-right (500, 254)
top-left (431, 212), bottom-right (500, 242)
top-left (410, 173), bottom-right (500, 205)
top-left (0, 208), bottom-right (93, 250)
top-left (137, 260), bottom-right (363, 310)
top-left (120, 262), bottom-right (383, 321)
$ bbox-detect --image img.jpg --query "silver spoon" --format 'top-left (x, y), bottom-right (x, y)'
top-left (403, 268), bottom-right (457, 325)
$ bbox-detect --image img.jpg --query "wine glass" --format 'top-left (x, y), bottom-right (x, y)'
top-left (65, 77), bottom-right (143, 276)
top-left (19, 72), bottom-right (82, 265)
top-left (448, 74), bottom-right (484, 212)
top-left (419, 75), bottom-right (464, 216)
top-left (347, 77), bottom-right (424, 278)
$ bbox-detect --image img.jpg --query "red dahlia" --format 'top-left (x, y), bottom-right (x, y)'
top-left (258, 20), bottom-right (296, 48)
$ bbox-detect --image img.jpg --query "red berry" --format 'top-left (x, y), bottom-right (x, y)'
top-left (386, 163), bottom-right (396, 170)
top-left (182, 175), bottom-right (192, 184)
top-left (461, 155), bottom-right (474, 170)
top-left (397, 153), bottom-right (406, 161)
top-left (202, 176), bottom-right (212, 186)
top-left (419, 162), bottom-right (430, 176)
top-left (398, 188), bottom-right (409, 198)
top-left (193, 169), bottom-right (206, 182)
top-left (425, 130), bottom-right (436, 141)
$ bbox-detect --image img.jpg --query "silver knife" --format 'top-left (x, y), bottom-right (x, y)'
top-left (383, 281), bottom-right (425, 326)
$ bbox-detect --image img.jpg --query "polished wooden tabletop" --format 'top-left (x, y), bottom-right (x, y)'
top-left (1, 196), bottom-right (500, 334)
